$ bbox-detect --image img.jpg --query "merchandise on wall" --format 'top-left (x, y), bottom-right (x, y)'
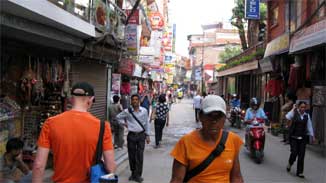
top-left (0, 54), bottom-right (66, 148)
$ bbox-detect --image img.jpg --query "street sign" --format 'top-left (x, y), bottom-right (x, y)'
top-left (245, 0), bottom-right (260, 20)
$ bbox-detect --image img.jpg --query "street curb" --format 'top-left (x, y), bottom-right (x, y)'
top-left (115, 149), bottom-right (129, 174)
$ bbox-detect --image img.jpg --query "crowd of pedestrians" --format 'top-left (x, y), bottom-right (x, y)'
top-left (0, 81), bottom-right (317, 183)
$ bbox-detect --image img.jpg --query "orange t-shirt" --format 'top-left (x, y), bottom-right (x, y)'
top-left (38, 110), bottom-right (113, 183)
top-left (170, 130), bottom-right (243, 183)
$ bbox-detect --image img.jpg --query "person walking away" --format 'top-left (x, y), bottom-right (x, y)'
top-left (150, 94), bottom-right (170, 148)
top-left (116, 94), bottom-right (150, 183)
top-left (109, 95), bottom-right (124, 150)
top-left (0, 138), bottom-right (30, 183)
top-left (32, 82), bottom-right (116, 183)
top-left (286, 101), bottom-right (315, 178)
top-left (166, 90), bottom-right (173, 109)
top-left (280, 93), bottom-right (294, 144)
top-left (177, 90), bottom-right (183, 103)
top-left (193, 92), bottom-right (202, 123)
top-left (140, 91), bottom-right (151, 115)
top-left (170, 95), bottom-right (244, 183)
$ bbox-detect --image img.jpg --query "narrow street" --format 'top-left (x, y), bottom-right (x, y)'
top-left (117, 99), bottom-right (326, 183)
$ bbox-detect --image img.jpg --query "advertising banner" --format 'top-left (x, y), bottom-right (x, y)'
top-left (172, 24), bottom-right (176, 53)
top-left (133, 64), bottom-right (142, 77)
top-left (162, 26), bottom-right (173, 52)
top-left (166, 74), bottom-right (174, 84)
top-left (125, 25), bottom-right (138, 55)
top-left (148, 11), bottom-right (165, 30)
top-left (150, 31), bottom-right (163, 57)
top-left (139, 55), bottom-right (155, 64)
top-left (111, 73), bottom-right (121, 95)
top-left (125, 9), bottom-right (140, 24)
top-left (118, 58), bottom-right (135, 76)
top-left (245, 0), bottom-right (260, 20)
top-left (164, 55), bottom-right (173, 64)
top-left (195, 69), bottom-right (202, 81)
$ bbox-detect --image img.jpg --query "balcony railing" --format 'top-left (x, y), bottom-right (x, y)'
top-left (217, 42), bottom-right (266, 72)
top-left (225, 42), bottom-right (266, 64)
top-left (48, 0), bottom-right (127, 38)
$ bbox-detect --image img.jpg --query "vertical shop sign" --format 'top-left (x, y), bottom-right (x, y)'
top-left (125, 25), bottom-right (138, 55)
top-left (111, 73), bottom-right (121, 95)
top-left (245, 0), bottom-right (260, 19)
top-left (133, 64), bottom-right (143, 77)
top-left (150, 31), bottom-right (163, 57)
top-left (125, 9), bottom-right (140, 24)
top-left (172, 24), bottom-right (176, 53)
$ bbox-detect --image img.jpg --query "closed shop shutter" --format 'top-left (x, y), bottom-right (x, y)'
top-left (71, 62), bottom-right (107, 121)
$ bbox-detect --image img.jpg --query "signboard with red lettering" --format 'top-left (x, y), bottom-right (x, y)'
top-left (148, 12), bottom-right (164, 30)
top-left (125, 9), bottom-right (140, 24)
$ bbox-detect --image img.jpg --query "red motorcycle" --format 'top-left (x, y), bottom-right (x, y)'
top-left (244, 117), bottom-right (265, 164)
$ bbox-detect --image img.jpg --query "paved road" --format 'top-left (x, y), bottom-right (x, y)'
top-left (117, 99), bottom-right (326, 183)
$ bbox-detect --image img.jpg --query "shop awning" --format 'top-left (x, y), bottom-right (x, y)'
top-left (290, 19), bottom-right (326, 53)
top-left (264, 33), bottom-right (289, 58)
top-left (217, 60), bottom-right (258, 77)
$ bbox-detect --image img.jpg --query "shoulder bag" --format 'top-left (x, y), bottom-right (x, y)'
top-left (90, 120), bottom-right (108, 182)
top-left (183, 131), bottom-right (229, 182)
top-left (128, 107), bottom-right (146, 133)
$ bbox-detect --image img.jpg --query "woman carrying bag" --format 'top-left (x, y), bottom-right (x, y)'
top-left (150, 94), bottom-right (170, 148)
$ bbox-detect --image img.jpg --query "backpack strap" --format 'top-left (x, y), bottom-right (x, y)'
top-left (94, 120), bottom-right (105, 164)
top-left (183, 131), bottom-right (229, 182)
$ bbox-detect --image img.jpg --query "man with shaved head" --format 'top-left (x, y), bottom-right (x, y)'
top-left (32, 82), bottom-right (116, 183)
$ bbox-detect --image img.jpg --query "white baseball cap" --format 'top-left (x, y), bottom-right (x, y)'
top-left (201, 95), bottom-right (226, 115)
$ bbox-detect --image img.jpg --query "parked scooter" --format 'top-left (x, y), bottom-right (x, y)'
top-left (244, 117), bottom-right (266, 164)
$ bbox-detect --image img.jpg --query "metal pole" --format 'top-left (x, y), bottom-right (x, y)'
top-left (106, 64), bottom-right (112, 121)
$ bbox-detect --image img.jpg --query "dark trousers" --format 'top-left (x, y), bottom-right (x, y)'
top-left (195, 108), bottom-right (200, 122)
top-left (127, 132), bottom-right (146, 178)
top-left (113, 123), bottom-right (124, 148)
top-left (154, 118), bottom-right (166, 146)
top-left (289, 137), bottom-right (307, 174)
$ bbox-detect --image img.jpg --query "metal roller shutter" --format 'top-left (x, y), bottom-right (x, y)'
top-left (71, 62), bottom-right (107, 121)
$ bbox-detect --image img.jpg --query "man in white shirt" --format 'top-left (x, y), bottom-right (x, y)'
top-left (193, 93), bottom-right (202, 123)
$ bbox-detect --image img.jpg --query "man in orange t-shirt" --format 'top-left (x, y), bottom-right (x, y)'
top-left (170, 95), bottom-right (244, 183)
top-left (32, 82), bottom-right (116, 183)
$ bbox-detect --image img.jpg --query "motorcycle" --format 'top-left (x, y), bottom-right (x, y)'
top-left (230, 107), bottom-right (244, 129)
top-left (244, 117), bottom-right (265, 164)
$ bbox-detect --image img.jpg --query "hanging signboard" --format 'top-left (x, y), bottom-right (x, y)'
top-left (162, 27), bottom-right (173, 51)
top-left (195, 69), bottom-right (202, 81)
top-left (133, 64), bottom-right (142, 77)
top-left (125, 9), bottom-right (140, 24)
top-left (148, 11), bottom-right (164, 30)
top-left (166, 74), bottom-right (174, 84)
top-left (139, 55), bottom-right (155, 64)
top-left (125, 25), bottom-right (138, 55)
top-left (111, 73), bottom-right (121, 95)
top-left (118, 58), bottom-right (135, 76)
top-left (245, 0), bottom-right (260, 20)
top-left (150, 31), bottom-right (162, 57)
top-left (164, 55), bottom-right (173, 63)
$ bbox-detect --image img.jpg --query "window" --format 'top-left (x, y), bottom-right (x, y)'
top-left (289, 0), bottom-right (297, 32)
top-left (271, 6), bottom-right (279, 27)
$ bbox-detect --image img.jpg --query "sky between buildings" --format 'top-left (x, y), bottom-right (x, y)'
top-left (169, 0), bottom-right (236, 56)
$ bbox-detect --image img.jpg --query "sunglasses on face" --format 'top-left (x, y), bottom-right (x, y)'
top-left (202, 113), bottom-right (225, 123)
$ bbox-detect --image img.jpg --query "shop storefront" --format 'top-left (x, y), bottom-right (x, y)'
top-left (0, 40), bottom-right (69, 152)
top-left (289, 19), bottom-right (326, 149)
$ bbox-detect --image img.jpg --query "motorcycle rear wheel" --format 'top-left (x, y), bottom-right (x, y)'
top-left (255, 150), bottom-right (263, 164)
